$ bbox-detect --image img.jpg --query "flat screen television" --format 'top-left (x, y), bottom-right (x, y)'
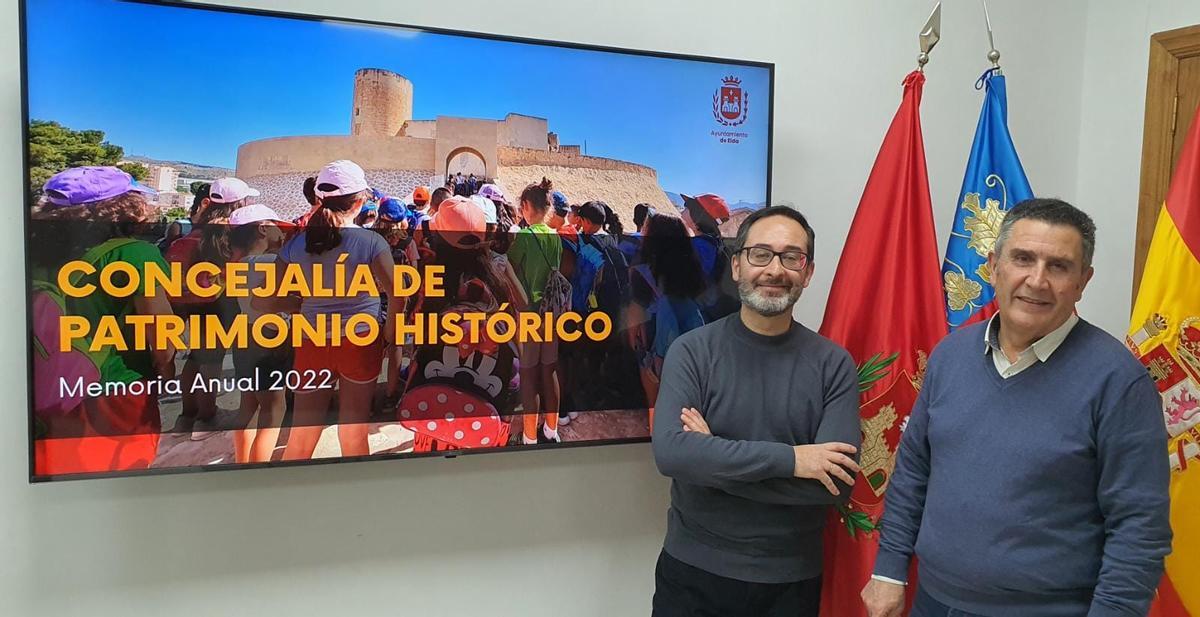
top-left (22, 0), bottom-right (773, 481)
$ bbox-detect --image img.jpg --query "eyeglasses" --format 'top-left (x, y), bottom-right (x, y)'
top-left (740, 246), bottom-right (810, 271)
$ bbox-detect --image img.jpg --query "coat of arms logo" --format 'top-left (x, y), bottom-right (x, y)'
top-left (713, 76), bottom-right (748, 126)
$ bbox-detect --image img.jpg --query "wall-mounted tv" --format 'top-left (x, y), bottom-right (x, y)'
top-left (23, 0), bottom-right (773, 481)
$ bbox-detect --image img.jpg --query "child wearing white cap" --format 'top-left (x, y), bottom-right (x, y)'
top-left (266, 160), bottom-right (402, 460)
top-left (207, 177), bottom-right (260, 205)
top-left (163, 176), bottom-right (258, 438)
top-left (227, 205), bottom-right (295, 463)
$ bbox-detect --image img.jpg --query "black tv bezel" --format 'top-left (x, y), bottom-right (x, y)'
top-left (20, 0), bottom-right (775, 483)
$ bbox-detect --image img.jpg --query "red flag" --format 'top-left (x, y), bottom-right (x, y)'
top-left (818, 71), bottom-right (949, 617)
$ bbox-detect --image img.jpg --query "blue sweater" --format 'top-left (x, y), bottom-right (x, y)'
top-left (874, 320), bottom-right (1171, 617)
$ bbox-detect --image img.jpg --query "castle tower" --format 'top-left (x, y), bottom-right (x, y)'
top-left (350, 68), bottom-right (413, 137)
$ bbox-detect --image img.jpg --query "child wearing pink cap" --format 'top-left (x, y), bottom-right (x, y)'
top-left (400, 196), bottom-right (524, 452)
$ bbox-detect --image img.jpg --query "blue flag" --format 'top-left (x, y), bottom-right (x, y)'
top-left (942, 69), bottom-right (1034, 329)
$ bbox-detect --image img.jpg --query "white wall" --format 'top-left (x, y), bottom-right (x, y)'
top-left (1074, 0), bottom-right (1200, 335)
top-left (4, 1), bottom-right (1182, 615)
top-left (771, 0), bottom-right (1091, 328)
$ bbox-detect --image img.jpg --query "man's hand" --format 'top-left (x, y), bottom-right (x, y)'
top-left (793, 443), bottom-right (859, 495)
top-left (861, 578), bottom-right (905, 617)
top-left (680, 407), bottom-right (711, 435)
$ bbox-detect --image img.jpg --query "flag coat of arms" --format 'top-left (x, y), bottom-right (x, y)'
top-left (818, 71), bottom-right (948, 617)
top-left (1130, 101), bottom-right (1200, 617)
top-left (942, 70), bottom-right (1033, 329)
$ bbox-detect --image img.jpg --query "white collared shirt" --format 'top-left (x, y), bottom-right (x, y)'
top-left (984, 313), bottom-right (1079, 378)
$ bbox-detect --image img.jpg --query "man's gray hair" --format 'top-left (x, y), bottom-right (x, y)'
top-left (994, 198), bottom-right (1096, 269)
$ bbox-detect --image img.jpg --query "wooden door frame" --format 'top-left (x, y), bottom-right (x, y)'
top-left (1134, 24), bottom-right (1200, 307)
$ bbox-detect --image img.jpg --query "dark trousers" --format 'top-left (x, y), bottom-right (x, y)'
top-left (910, 586), bottom-right (992, 617)
top-left (651, 550), bottom-right (820, 617)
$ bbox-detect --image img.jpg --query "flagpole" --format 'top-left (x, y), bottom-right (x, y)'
top-left (982, 0), bottom-right (1002, 72)
top-left (818, 10), bottom-right (950, 614)
top-left (917, 2), bottom-right (942, 72)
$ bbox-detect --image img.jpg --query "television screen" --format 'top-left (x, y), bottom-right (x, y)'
top-left (23, 0), bottom-right (773, 481)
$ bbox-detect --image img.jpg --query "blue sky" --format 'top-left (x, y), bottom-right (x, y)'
top-left (25, 0), bottom-right (771, 203)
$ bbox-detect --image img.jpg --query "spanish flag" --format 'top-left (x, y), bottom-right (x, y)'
top-left (1129, 100), bottom-right (1200, 617)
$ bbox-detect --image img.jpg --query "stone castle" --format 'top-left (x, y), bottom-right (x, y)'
top-left (235, 68), bottom-right (674, 224)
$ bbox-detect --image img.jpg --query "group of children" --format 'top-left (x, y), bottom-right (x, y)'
top-left (30, 159), bottom-right (740, 476)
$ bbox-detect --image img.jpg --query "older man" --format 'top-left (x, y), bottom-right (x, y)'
top-left (863, 198), bottom-right (1171, 617)
top-left (652, 205), bottom-right (862, 616)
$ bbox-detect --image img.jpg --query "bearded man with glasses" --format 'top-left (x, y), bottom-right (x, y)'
top-left (651, 205), bottom-right (862, 617)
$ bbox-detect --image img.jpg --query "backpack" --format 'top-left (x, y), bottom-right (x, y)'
top-left (633, 265), bottom-right (705, 374)
top-left (617, 234), bottom-right (641, 263)
top-left (162, 229), bottom-right (220, 305)
top-left (31, 238), bottom-right (137, 418)
top-left (163, 229), bottom-right (201, 266)
top-left (157, 218), bottom-right (192, 253)
top-left (398, 278), bottom-right (517, 451)
top-left (531, 234), bottom-right (571, 315)
top-left (583, 234), bottom-right (630, 320)
top-left (564, 237), bottom-right (604, 313)
top-left (693, 234), bottom-right (739, 322)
